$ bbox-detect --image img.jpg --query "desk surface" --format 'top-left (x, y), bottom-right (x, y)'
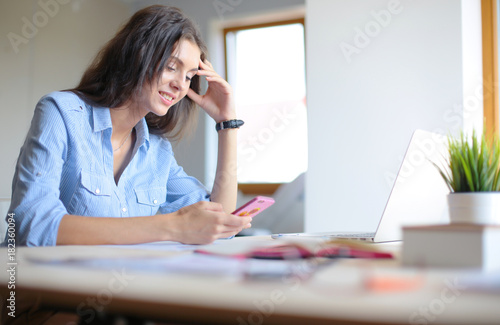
top-left (1, 236), bottom-right (499, 325)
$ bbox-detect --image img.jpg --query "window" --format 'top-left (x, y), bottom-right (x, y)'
top-left (224, 19), bottom-right (307, 193)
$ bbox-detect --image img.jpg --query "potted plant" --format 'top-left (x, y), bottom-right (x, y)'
top-left (433, 129), bottom-right (500, 224)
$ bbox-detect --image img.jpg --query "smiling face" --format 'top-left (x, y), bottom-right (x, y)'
top-left (135, 39), bottom-right (201, 118)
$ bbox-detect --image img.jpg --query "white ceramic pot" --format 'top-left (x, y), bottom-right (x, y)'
top-left (447, 192), bottom-right (500, 224)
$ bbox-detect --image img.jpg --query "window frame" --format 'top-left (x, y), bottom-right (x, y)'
top-left (482, 0), bottom-right (500, 138)
top-left (223, 18), bottom-right (306, 195)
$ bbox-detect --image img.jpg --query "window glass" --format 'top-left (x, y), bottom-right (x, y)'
top-left (226, 23), bottom-right (308, 183)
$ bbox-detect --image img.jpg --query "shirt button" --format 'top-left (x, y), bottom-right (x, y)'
top-left (153, 199), bottom-right (158, 204)
top-left (95, 188), bottom-right (100, 194)
top-left (122, 207), bottom-right (127, 213)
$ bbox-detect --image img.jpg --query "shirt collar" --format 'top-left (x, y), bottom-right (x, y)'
top-left (92, 107), bottom-right (113, 132)
top-left (135, 116), bottom-right (150, 151)
top-left (91, 107), bottom-right (150, 151)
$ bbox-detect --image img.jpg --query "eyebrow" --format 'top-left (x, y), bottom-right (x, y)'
top-left (169, 57), bottom-right (199, 72)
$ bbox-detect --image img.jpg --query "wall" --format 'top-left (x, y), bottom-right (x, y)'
top-left (0, 0), bottom-right (131, 198)
top-left (305, 0), bottom-right (483, 232)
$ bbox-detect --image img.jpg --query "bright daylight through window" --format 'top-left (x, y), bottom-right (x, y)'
top-left (225, 22), bottom-right (308, 184)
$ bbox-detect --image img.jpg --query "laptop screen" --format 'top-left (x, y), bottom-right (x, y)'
top-left (373, 129), bottom-right (450, 242)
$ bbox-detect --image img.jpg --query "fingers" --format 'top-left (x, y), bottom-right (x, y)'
top-left (216, 220), bottom-right (252, 239)
top-left (197, 58), bottom-right (212, 74)
top-left (192, 201), bottom-right (251, 227)
top-left (186, 88), bottom-right (201, 103)
top-left (196, 69), bottom-right (224, 81)
top-left (188, 59), bottom-right (230, 106)
top-left (199, 58), bottom-right (214, 70)
top-left (207, 211), bottom-right (251, 236)
top-left (225, 215), bottom-right (252, 227)
top-left (170, 201), bottom-right (254, 244)
top-left (197, 59), bottom-right (224, 80)
top-left (223, 215), bottom-right (252, 237)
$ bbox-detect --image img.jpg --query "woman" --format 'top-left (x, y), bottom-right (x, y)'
top-left (6, 5), bottom-right (251, 246)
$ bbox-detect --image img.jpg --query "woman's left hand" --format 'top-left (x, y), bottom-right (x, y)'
top-left (187, 59), bottom-right (236, 122)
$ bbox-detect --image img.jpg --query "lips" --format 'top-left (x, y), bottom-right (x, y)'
top-left (159, 91), bottom-right (175, 105)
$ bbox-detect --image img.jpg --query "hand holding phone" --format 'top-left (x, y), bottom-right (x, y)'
top-left (219, 196), bottom-right (275, 240)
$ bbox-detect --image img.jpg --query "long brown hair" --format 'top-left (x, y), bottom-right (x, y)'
top-left (71, 5), bottom-right (208, 140)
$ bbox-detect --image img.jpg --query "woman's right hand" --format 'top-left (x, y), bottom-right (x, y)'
top-left (160, 201), bottom-right (252, 244)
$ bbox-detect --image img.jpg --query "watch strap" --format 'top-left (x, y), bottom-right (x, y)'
top-left (215, 119), bottom-right (244, 132)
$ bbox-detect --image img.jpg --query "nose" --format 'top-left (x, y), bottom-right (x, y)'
top-left (170, 73), bottom-right (187, 92)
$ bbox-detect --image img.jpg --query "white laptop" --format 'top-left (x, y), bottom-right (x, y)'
top-left (272, 129), bottom-right (451, 243)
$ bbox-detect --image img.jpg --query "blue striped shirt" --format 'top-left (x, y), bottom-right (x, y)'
top-left (5, 91), bottom-right (210, 246)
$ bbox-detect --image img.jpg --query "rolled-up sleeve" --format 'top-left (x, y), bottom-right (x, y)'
top-left (9, 95), bottom-right (69, 246)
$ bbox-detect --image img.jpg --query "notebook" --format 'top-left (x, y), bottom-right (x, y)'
top-left (272, 129), bottom-right (451, 243)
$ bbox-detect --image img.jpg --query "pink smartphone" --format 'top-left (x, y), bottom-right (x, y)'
top-left (221, 196), bottom-right (275, 239)
top-left (232, 196), bottom-right (274, 217)
top-left (232, 196), bottom-right (275, 218)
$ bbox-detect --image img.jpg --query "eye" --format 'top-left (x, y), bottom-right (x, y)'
top-left (167, 66), bottom-right (175, 72)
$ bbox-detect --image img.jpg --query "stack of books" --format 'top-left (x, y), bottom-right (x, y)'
top-left (402, 224), bottom-right (500, 271)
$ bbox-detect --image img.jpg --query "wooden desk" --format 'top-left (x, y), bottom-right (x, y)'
top-left (1, 236), bottom-right (499, 324)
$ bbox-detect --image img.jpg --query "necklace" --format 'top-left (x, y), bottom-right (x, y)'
top-left (113, 129), bottom-right (133, 152)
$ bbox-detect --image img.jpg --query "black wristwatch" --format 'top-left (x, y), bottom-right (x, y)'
top-left (215, 119), bottom-right (244, 132)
